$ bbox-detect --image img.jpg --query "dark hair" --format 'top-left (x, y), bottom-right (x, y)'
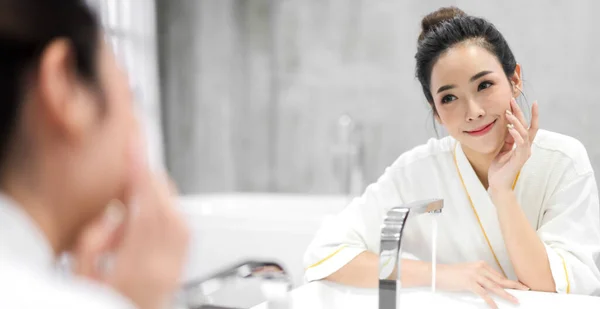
top-left (0, 0), bottom-right (101, 166)
top-left (415, 7), bottom-right (517, 114)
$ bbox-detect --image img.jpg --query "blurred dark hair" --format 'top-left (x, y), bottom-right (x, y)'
top-left (415, 6), bottom-right (518, 116)
top-left (0, 0), bottom-right (101, 166)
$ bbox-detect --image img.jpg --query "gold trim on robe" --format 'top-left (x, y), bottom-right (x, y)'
top-left (453, 142), bottom-right (518, 280)
top-left (306, 245), bottom-right (348, 269)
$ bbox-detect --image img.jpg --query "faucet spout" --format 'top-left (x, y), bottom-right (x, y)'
top-left (180, 260), bottom-right (292, 309)
top-left (378, 199), bottom-right (443, 309)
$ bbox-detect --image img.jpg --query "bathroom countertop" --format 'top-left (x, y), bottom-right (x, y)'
top-left (251, 281), bottom-right (600, 309)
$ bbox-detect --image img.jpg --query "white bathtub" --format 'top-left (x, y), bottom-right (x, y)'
top-left (178, 193), bottom-right (350, 289)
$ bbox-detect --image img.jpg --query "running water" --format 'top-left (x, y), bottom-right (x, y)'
top-left (431, 215), bottom-right (438, 293)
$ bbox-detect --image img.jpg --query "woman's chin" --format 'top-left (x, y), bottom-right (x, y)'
top-left (462, 138), bottom-right (505, 156)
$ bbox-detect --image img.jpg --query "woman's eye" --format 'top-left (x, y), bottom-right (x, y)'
top-left (441, 95), bottom-right (457, 104)
top-left (478, 81), bottom-right (493, 91)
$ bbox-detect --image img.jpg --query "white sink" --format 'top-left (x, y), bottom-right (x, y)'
top-left (178, 193), bottom-right (348, 290)
top-left (251, 281), bottom-right (600, 309)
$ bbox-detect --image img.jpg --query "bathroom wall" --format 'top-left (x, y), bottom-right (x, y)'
top-left (157, 0), bottom-right (600, 194)
top-left (90, 0), bottom-right (165, 168)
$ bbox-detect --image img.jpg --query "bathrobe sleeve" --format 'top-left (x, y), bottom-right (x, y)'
top-left (538, 170), bottom-right (600, 295)
top-left (303, 165), bottom-right (404, 282)
top-left (0, 260), bottom-right (137, 309)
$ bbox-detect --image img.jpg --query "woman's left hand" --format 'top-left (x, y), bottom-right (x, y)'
top-left (488, 98), bottom-right (539, 193)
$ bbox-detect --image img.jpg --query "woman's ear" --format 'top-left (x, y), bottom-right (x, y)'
top-left (511, 63), bottom-right (523, 98)
top-left (37, 39), bottom-right (89, 140)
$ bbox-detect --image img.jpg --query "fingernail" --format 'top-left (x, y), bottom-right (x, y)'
top-left (506, 109), bottom-right (513, 116)
top-left (507, 124), bottom-right (514, 130)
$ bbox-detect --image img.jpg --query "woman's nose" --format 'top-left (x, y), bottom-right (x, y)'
top-left (465, 99), bottom-right (485, 122)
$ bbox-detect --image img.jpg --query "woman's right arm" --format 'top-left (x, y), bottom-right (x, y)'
top-left (303, 164), bottom-right (437, 287)
top-left (325, 251), bottom-right (432, 288)
top-left (325, 251), bottom-right (528, 309)
top-left (303, 162), bottom-right (528, 309)
top-left (303, 165), bottom-right (404, 283)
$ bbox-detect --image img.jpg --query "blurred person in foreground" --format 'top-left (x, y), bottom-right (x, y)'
top-left (0, 0), bottom-right (189, 308)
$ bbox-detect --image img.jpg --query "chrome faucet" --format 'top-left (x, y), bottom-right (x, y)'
top-left (378, 199), bottom-right (444, 309)
top-left (178, 260), bottom-right (292, 309)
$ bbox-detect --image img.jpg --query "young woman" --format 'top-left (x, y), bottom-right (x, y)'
top-left (0, 0), bottom-right (189, 308)
top-left (304, 6), bottom-right (600, 309)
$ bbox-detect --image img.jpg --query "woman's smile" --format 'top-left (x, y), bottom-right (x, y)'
top-left (464, 119), bottom-right (497, 136)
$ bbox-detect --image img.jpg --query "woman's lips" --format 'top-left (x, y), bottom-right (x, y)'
top-left (465, 120), bottom-right (497, 136)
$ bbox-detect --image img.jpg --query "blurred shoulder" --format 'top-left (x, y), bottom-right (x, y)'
top-left (0, 259), bottom-right (134, 309)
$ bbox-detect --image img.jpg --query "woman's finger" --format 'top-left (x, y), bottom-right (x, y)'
top-left (72, 207), bottom-right (125, 280)
top-left (481, 264), bottom-right (506, 282)
top-left (506, 111), bottom-right (528, 142)
top-left (507, 123), bottom-right (525, 146)
top-left (478, 276), bottom-right (519, 305)
top-left (493, 276), bottom-right (530, 291)
top-left (529, 101), bottom-right (540, 142)
top-left (481, 264), bottom-right (530, 291)
top-left (510, 98), bottom-right (528, 128)
top-left (472, 284), bottom-right (499, 309)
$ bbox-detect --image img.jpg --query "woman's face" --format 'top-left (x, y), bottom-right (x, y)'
top-left (429, 43), bottom-right (521, 155)
top-left (85, 37), bottom-right (137, 203)
top-left (49, 36), bottom-right (137, 225)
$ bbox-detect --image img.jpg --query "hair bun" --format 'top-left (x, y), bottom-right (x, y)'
top-left (419, 6), bottom-right (467, 42)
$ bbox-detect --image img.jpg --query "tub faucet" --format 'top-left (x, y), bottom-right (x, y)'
top-left (332, 114), bottom-right (365, 201)
top-left (179, 260), bottom-right (292, 309)
top-left (378, 199), bottom-right (444, 309)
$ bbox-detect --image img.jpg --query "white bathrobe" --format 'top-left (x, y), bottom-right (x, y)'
top-left (0, 194), bottom-right (136, 308)
top-left (304, 129), bottom-right (600, 295)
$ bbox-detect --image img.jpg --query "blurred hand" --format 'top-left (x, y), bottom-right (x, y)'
top-left (437, 261), bottom-right (529, 309)
top-left (73, 135), bottom-right (190, 309)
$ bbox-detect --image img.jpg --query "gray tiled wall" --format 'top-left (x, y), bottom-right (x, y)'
top-left (158, 0), bottom-right (600, 194)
